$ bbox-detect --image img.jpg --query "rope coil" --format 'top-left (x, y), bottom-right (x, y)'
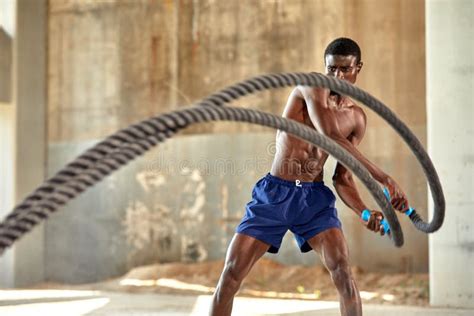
top-left (0, 72), bottom-right (445, 254)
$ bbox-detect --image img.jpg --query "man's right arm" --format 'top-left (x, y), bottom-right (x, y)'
top-left (293, 86), bottom-right (408, 211)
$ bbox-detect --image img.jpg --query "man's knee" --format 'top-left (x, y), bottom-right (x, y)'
top-left (328, 258), bottom-right (357, 298)
top-left (217, 261), bottom-right (246, 295)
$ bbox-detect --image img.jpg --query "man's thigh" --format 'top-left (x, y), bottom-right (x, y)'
top-left (306, 228), bottom-right (350, 270)
top-left (223, 233), bottom-right (270, 276)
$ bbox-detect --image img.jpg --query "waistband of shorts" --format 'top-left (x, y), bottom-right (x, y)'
top-left (264, 173), bottom-right (325, 188)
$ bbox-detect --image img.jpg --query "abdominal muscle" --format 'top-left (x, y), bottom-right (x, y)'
top-left (270, 131), bottom-right (328, 182)
top-left (270, 104), bottom-right (329, 182)
top-left (270, 92), bottom-right (356, 183)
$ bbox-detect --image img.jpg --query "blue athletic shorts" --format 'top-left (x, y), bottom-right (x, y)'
top-left (236, 173), bottom-right (342, 253)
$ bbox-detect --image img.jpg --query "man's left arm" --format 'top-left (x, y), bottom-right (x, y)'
top-left (332, 106), bottom-right (387, 235)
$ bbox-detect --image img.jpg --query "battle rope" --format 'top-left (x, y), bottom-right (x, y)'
top-left (0, 106), bottom-right (402, 251)
top-left (0, 72), bottom-right (445, 254)
top-left (198, 72), bottom-right (444, 234)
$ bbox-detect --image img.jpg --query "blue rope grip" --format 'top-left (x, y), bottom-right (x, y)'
top-left (361, 187), bottom-right (416, 234)
top-left (383, 187), bottom-right (416, 217)
top-left (361, 209), bottom-right (391, 234)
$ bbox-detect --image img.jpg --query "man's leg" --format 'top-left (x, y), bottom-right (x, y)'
top-left (307, 228), bottom-right (362, 316)
top-left (210, 233), bottom-right (270, 316)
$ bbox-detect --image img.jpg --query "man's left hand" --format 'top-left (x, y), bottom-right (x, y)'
top-left (363, 210), bottom-right (387, 236)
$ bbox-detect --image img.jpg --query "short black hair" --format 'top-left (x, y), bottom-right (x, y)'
top-left (324, 37), bottom-right (362, 64)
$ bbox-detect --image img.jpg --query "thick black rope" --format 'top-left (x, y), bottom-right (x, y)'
top-left (198, 72), bottom-right (444, 234)
top-left (0, 106), bottom-right (402, 252)
top-left (0, 72), bottom-right (445, 253)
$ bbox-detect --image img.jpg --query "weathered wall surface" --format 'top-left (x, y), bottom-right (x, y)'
top-left (47, 0), bottom-right (427, 283)
top-left (0, 28), bottom-right (12, 102)
top-left (46, 133), bottom-right (276, 282)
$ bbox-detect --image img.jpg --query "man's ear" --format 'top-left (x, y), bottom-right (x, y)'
top-left (357, 61), bottom-right (364, 73)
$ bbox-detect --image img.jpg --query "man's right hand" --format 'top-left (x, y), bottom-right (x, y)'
top-left (383, 176), bottom-right (409, 213)
top-left (362, 210), bottom-right (386, 236)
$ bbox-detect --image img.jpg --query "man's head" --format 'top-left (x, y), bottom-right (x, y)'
top-left (324, 37), bottom-right (363, 84)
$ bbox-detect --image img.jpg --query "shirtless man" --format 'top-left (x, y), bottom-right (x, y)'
top-left (210, 37), bottom-right (409, 316)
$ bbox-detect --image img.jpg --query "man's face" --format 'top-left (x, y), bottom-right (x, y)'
top-left (324, 54), bottom-right (362, 84)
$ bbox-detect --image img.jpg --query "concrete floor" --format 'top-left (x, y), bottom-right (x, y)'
top-left (0, 290), bottom-right (473, 316)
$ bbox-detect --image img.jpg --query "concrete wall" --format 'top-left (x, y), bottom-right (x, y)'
top-left (427, 0), bottom-right (474, 308)
top-left (46, 134), bottom-right (276, 282)
top-left (0, 28), bottom-right (12, 102)
top-left (45, 0), bottom-right (428, 283)
top-left (0, 0), bottom-right (14, 102)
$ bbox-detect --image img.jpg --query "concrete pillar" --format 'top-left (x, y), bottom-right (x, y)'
top-left (0, 0), bottom-right (47, 287)
top-left (0, 0), bottom-right (16, 288)
top-left (0, 105), bottom-right (15, 287)
top-left (427, 0), bottom-right (474, 308)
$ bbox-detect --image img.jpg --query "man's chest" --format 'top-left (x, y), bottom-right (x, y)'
top-left (302, 106), bottom-right (355, 139)
top-left (334, 108), bottom-right (355, 138)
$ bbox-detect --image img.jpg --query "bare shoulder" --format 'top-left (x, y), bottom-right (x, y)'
top-left (295, 85), bottom-right (316, 99)
top-left (282, 87), bottom-right (305, 118)
top-left (346, 99), bottom-right (366, 125)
